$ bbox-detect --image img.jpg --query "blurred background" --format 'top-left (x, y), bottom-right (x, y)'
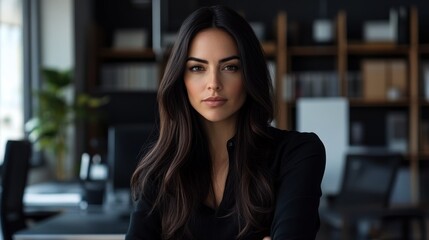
top-left (2, 0), bottom-right (429, 239)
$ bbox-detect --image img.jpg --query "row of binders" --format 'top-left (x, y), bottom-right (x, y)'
top-left (100, 63), bottom-right (159, 91)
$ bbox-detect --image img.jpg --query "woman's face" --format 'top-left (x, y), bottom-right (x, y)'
top-left (184, 28), bottom-right (246, 125)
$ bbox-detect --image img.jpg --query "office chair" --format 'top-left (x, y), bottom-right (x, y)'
top-left (0, 140), bottom-right (57, 240)
top-left (320, 152), bottom-right (402, 239)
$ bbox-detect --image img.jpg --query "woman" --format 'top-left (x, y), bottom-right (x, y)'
top-left (126, 5), bottom-right (325, 240)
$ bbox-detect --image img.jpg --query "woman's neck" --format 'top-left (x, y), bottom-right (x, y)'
top-left (202, 119), bottom-right (236, 165)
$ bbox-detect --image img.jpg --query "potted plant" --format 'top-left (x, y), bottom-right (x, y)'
top-left (25, 68), bottom-right (108, 180)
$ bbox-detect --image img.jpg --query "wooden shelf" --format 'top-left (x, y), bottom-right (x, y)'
top-left (282, 99), bottom-right (410, 107)
top-left (261, 41), bottom-right (276, 57)
top-left (99, 48), bottom-right (156, 59)
top-left (419, 44), bottom-right (429, 54)
top-left (349, 99), bottom-right (410, 107)
top-left (419, 153), bottom-right (429, 161)
top-left (90, 89), bottom-right (157, 96)
top-left (288, 46), bottom-right (337, 56)
top-left (347, 42), bottom-right (409, 55)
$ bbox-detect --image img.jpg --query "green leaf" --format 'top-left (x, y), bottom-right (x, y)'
top-left (42, 68), bottom-right (72, 90)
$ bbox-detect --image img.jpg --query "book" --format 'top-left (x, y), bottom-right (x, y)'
top-left (386, 112), bottom-right (408, 153)
top-left (113, 29), bottom-right (148, 49)
top-left (423, 63), bottom-right (429, 101)
top-left (421, 121), bottom-right (429, 155)
top-left (362, 60), bottom-right (387, 100)
top-left (388, 60), bottom-right (407, 100)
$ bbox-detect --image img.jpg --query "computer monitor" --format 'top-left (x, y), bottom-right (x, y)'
top-left (107, 124), bottom-right (157, 197)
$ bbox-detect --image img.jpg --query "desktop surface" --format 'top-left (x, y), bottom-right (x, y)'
top-left (14, 209), bottom-right (130, 240)
top-left (24, 181), bottom-right (83, 211)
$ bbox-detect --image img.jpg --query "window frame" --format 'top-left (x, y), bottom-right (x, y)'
top-left (23, 0), bottom-right (43, 167)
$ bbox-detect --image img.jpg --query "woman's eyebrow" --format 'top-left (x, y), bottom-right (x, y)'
top-left (186, 55), bottom-right (240, 64)
top-left (219, 55), bottom-right (240, 63)
top-left (186, 57), bottom-right (208, 64)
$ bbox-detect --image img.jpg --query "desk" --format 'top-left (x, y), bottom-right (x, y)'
top-left (24, 181), bottom-right (83, 211)
top-left (14, 210), bottom-right (129, 240)
top-left (320, 205), bottom-right (428, 240)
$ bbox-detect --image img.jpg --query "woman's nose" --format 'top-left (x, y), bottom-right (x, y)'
top-left (207, 70), bottom-right (222, 91)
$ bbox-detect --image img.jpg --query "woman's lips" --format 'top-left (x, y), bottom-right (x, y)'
top-left (202, 97), bottom-right (227, 107)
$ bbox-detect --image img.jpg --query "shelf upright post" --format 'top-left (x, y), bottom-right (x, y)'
top-left (409, 6), bottom-right (420, 204)
top-left (337, 10), bottom-right (347, 97)
top-left (276, 12), bottom-right (287, 129)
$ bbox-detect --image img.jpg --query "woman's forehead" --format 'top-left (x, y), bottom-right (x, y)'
top-left (187, 28), bottom-right (239, 60)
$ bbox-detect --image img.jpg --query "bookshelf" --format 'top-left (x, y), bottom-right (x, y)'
top-left (83, 2), bottom-right (160, 157)
top-left (288, 46), bottom-right (337, 56)
top-left (88, 30), bottom-right (159, 93)
top-left (98, 48), bottom-right (156, 59)
top-left (275, 7), bottom-right (428, 202)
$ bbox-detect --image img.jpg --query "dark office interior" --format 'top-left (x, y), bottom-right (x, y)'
top-left (1, 0), bottom-right (429, 239)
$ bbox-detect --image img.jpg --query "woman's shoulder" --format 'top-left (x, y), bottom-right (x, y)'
top-left (267, 126), bottom-right (324, 148)
top-left (265, 126), bottom-right (325, 169)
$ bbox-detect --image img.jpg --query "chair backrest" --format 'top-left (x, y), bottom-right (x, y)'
top-left (0, 140), bottom-right (32, 240)
top-left (335, 152), bottom-right (402, 208)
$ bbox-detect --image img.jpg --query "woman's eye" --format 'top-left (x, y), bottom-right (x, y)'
top-left (189, 66), bottom-right (204, 72)
top-left (223, 65), bottom-right (240, 72)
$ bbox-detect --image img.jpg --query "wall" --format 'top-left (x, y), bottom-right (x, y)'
top-left (40, 0), bottom-right (74, 70)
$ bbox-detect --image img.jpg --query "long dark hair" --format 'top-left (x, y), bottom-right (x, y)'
top-left (131, 5), bottom-right (275, 239)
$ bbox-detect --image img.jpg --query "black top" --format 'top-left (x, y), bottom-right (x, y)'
top-left (126, 128), bottom-right (326, 240)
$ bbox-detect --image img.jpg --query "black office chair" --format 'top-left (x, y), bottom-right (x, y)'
top-left (0, 140), bottom-right (57, 240)
top-left (320, 152), bottom-right (402, 239)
